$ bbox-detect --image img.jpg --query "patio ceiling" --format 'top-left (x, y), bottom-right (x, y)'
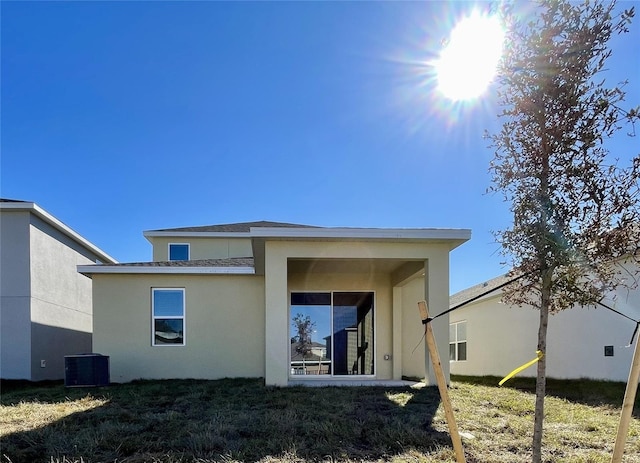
top-left (287, 258), bottom-right (425, 286)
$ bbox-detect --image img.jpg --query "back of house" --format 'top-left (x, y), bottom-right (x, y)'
top-left (80, 221), bottom-right (471, 386)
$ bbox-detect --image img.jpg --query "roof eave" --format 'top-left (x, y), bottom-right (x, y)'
top-left (251, 227), bottom-right (471, 246)
top-left (1, 201), bottom-right (118, 264)
top-left (143, 225), bottom-right (470, 245)
top-left (143, 230), bottom-right (253, 243)
top-left (77, 265), bottom-right (255, 277)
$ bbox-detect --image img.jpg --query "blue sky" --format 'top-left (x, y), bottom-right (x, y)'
top-left (2, 1), bottom-right (639, 294)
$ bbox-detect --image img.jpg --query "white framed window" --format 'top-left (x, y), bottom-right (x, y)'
top-left (168, 243), bottom-right (190, 261)
top-left (449, 321), bottom-right (467, 361)
top-left (152, 288), bottom-right (185, 346)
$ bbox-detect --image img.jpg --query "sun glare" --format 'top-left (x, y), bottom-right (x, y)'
top-left (435, 11), bottom-right (504, 102)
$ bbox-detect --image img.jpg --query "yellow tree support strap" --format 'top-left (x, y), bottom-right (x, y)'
top-left (499, 350), bottom-right (544, 386)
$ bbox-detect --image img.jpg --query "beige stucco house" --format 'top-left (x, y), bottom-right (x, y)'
top-left (79, 221), bottom-right (470, 386)
top-left (449, 271), bottom-right (640, 382)
top-left (0, 199), bottom-right (117, 380)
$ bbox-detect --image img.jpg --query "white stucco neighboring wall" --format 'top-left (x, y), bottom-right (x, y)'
top-left (0, 201), bottom-right (116, 380)
top-left (0, 211), bottom-right (32, 379)
top-left (29, 216), bottom-right (96, 380)
top-left (449, 284), bottom-right (640, 382)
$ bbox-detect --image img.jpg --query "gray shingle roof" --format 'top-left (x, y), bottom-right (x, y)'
top-left (151, 221), bottom-right (320, 233)
top-left (449, 273), bottom-right (510, 308)
top-left (101, 258), bottom-right (254, 268)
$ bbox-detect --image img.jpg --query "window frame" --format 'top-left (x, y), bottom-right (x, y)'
top-left (449, 320), bottom-right (467, 362)
top-left (151, 288), bottom-right (186, 347)
top-left (168, 243), bottom-right (190, 261)
top-left (289, 290), bottom-right (376, 378)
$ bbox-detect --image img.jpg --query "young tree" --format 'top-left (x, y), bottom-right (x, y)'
top-left (292, 313), bottom-right (316, 374)
top-left (488, 1), bottom-right (639, 461)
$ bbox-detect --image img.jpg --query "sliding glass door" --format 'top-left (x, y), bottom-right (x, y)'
top-left (332, 292), bottom-right (374, 375)
top-left (290, 292), bottom-right (374, 377)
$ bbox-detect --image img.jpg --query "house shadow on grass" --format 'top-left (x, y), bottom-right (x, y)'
top-left (1, 378), bottom-right (454, 462)
top-left (452, 375), bottom-right (640, 418)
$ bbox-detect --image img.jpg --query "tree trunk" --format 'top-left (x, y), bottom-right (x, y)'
top-left (532, 269), bottom-right (552, 463)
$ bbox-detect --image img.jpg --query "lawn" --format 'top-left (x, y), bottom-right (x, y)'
top-left (1, 376), bottom-right (638, 463)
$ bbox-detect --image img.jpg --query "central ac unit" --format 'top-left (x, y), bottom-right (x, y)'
top-left (64, 353), bottom-right (110, 387)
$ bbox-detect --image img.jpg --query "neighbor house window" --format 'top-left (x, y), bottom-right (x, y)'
top-left (449, 321), bottom-right (467, 361)
top-left (168, 243), bottom-right (189, 261)
top-left (152, 288), bottom-right (185, 346)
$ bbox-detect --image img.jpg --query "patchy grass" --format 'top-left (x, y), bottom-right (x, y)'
top-left (1, 377), bottom-right (638, 463)
top-left (450, 376), bottom-right (639, 463)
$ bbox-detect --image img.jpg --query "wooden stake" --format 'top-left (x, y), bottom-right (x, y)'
top-left (611, 327), bottom-right (640, 463)
top-left (418, 301), bottom-right (466, 463)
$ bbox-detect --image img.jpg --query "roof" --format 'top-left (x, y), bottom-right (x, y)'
top-left (95, 257), bottom-right (253, 268)
top-left (0, 198), bottom-right (117, 264)
top-left (144, 220), bottom-right (471, 246)
top-left (449, 273), bottom-right (510, 308)
top-left (143, 221), bottom-right (471, 276)
top-left (149, 221), bottom-right (319, 233)
top-left (80, 217), bottom-right (472, 277)
top-left (78, 258), bottom-right (254, 276)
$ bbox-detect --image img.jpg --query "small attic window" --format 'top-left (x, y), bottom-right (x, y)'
top-left (169, 243), bottom-right (189, 261)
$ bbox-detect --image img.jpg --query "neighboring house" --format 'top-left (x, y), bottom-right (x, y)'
top-left (449, 271), bottom-right (640, 382)
top-left (79, 221), bottom-right (470, 386)
top-left (290, 341), bottom-right (330, 375)
top-left (0, 199), bottom-right (117, 380)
